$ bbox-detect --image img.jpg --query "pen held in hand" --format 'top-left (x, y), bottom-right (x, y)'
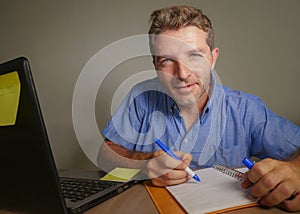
top-left (242, 157), bottom-right (255, 169)
top-left (154, 138), bottom-right (200, 182)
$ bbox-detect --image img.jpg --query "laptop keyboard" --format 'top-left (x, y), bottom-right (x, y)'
top-left (60, 177), bottom-right (118, 202)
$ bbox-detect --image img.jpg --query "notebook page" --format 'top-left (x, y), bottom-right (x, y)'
top-left (166, 168), bottom-right (257, 214)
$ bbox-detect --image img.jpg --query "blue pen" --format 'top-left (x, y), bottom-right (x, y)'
top-left (154, 138), bottom-right (200, 182)
top-left (242, 157), bottom-right (255, 169)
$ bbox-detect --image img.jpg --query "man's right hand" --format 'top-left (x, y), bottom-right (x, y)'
top-left (146, 150), bottom-right (192, 186)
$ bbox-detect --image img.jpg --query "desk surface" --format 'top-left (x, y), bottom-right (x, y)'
top-left (85, 183), bottom-right (293, 214)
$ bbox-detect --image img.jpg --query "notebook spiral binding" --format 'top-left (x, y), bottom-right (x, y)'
top-left (213, 165), bottom-right (245, 181)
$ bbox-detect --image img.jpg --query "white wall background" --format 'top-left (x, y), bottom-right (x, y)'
top-left (1, 0), bottom-right (299, 170)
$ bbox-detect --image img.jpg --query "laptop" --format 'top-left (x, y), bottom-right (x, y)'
top-left (0, 57), bottom-right (141, 214)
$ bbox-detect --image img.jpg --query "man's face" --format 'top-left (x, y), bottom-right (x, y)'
top-left (153, 26), bottom-right (218, 107)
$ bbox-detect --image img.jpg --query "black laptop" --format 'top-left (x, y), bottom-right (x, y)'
top-left (0, 57), bottom-right (140, 214)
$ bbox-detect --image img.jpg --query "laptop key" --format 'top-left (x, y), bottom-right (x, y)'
top-left (60, 177), bottom-right (118, 202)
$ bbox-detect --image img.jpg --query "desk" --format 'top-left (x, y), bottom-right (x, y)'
top-left (85, 183), bottom-right (293, 214)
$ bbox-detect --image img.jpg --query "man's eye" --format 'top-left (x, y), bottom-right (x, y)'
top-left (161, 58), bottom-right (172, 64)
top-left (190, 53), bottom-right (203, 58)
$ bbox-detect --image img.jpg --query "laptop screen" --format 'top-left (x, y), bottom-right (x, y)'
top-left (0, 57), bottom-right (68, 214)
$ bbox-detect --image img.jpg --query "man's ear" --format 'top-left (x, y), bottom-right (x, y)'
top-left (211, 48), bottom-right (219, 69)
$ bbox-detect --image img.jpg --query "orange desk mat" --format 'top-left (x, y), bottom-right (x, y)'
top-left (144, 181), bottom-right (186, 214)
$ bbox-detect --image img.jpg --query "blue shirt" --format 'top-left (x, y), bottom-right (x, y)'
top-left (102, 72), bottom-right (300, 168)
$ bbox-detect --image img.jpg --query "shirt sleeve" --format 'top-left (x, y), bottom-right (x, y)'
top-left (102, 87), bottom-right (144, 150)
top-left (248, 97), bottom-right (300, 160)
top-left (101, 78), bottom-right (166, 152)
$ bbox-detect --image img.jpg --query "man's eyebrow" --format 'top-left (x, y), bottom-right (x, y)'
top-left (185, 47), bottom-right (206, 54)
top-left (154, 47), bottom-right (207, 61)
top-left (155, 54), bottom-right (176, 60)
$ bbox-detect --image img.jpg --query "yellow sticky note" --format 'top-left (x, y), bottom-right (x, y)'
top-left (100, 167), bottom-right (140, 182)
top-left (0, 71), bottom-right (21, 126)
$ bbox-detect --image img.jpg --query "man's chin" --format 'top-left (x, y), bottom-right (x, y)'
top-left (173, 96), bottom-right (198, 106)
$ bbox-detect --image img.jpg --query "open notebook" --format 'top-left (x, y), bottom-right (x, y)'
top-left (145, 167), bottom-right (258, 214)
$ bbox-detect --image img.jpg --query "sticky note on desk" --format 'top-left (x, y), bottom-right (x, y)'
top-left (100, 167), bottom-right (140, 182)
top-left (0, 71), bottom-right (21, 126)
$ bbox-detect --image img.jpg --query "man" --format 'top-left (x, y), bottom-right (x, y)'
top-left (100, 6), bottom-right (300, 211)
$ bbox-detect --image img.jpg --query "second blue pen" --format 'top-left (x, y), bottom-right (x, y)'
top-left (154, 138), bottom-right (200, 182)
top-left (242, 157), bottom-right (255, 169)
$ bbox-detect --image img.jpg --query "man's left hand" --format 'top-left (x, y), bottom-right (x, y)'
top-left (241, 157), bottom-right (300, 211)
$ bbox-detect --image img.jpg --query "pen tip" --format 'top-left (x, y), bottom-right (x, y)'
top-left (193, 174), bottom-right (200, 182)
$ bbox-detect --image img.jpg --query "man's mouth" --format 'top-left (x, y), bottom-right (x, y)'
top-left (174, 83), bottom-right (197, 93)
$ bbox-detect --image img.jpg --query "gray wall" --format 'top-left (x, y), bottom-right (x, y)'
top-left (1, 0), bottom-right (299, 170)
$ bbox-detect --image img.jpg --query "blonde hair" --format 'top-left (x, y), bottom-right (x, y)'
top-left (148, 6), bottom-right (215, 53)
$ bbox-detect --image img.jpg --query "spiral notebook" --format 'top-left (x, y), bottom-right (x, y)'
top-left (167, 167), bottom-right (258, 213)
top-left (145, 166), bottom-right (258, 214)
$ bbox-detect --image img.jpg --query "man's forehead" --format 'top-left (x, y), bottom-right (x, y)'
top-left (152, 31), bottom-right (209, 56)
top-left (153, 39), bottom-right (206, 57)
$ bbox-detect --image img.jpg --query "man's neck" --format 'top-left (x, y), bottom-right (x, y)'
top-left (178, 92), bottom-right (209, 131)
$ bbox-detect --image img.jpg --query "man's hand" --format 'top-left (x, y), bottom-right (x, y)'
top-left (146, 150), bottom-right (192, 186)
top-left (241, 158), bottom-right (300, 212)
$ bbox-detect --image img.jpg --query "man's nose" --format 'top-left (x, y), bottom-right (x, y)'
top-left (174, 61), bottom-right (191, 81)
